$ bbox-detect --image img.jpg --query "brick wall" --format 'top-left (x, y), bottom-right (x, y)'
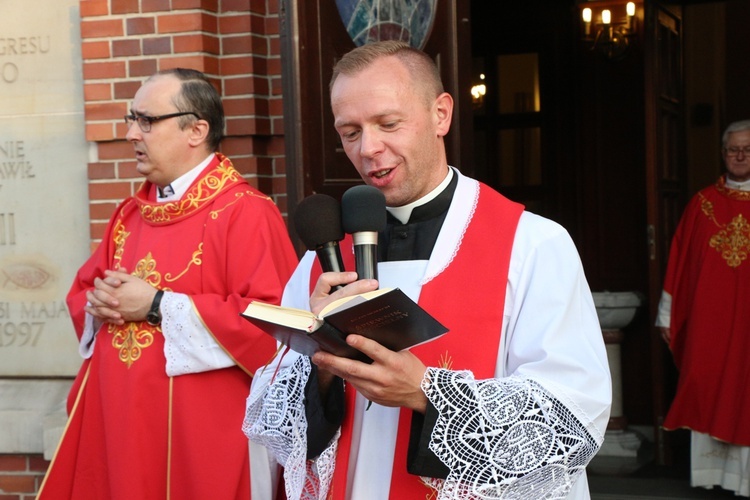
top-left (0, 455), bottom-right (50, 500)
top-left (0, 1), bottom-right (286, 496)
top-left (79, 0), bottom-right (287, 251)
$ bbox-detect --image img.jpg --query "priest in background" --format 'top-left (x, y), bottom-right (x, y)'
top-left (657, 119), bottom-right (750, 497)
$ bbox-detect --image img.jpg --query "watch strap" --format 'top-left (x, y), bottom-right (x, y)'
top-left (146, 289), bottom-right (164, 326)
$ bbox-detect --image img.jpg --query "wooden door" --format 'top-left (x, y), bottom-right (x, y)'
top-left (278, 0), bottom-right (473, 250)
top-left (643, 1), bottom-right (685, 465)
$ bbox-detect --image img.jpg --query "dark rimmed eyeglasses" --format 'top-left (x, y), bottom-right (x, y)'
top-left (724, 146), bottom-right (750, 157)
top-left (124, 111), bottom-right (201, 132)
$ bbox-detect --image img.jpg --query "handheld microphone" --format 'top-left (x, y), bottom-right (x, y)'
top-left (294, 194), bottom-right (346, 291)
top-left (341, 185), bottom-right (387, 282)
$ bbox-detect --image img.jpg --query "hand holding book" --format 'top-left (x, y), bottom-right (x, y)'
top-left (241, 288), bottom-right (448, 363)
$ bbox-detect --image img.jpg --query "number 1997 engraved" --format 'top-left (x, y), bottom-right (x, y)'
top-left (0, 322), bottom-right (44, 347)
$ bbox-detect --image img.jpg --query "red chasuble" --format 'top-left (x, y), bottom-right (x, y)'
top-left (39, 154), bottom-right (298, 499)
top-left (311, 183), bottom-right (523, 498)
top-left (663, 176), bottom-right (750, 446)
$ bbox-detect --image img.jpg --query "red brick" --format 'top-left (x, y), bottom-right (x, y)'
top-left (129, 59), bottom-right (158, 77)
top-left (224, 75), bottom-right (269, 96)
top-left (265, 16), bottom-right (280, 36)
top-left (83, 61), bottom-right (127, 80)
top-left (269, 97), bottom-right (284, 117)
top-left (86, 102), bottom-right (128, 121)
top-left (221, 0), bottom-right (251, 12)
top-left (267, 0), bottom-right (279, 15)
top-left (272, 116), bottom-right (285, 135)
top-left (219, 14), bottom-right (252, 34)
top-left (114, 81), bottom-right (141, 100)
top-left (89, 181), bottom-right (132, 201)
top-left (274, 154), bottom-right (286, 173)
top-left (0, 475), bottom-right (35, 493)
top-left (86, 123), bottom-right (117, 142)
top-left (115, 122), bottom-right (131, 139)
top-left (173, 34), bottom-right (220, 55)
top-left (98, 141), bottom-right (135, 161)
top-left (81, 19), bottom-right (124, 39)
top-left (28, 455), bottom-right (49, 473)
top-left (222, 35), bottom-right (252, 55)
top-left (220, 137), bottom-right (256, 156)
top-left (226, 116), bottom-right (270, 136)
top-left (157, 12), bottom-right (218, 34)
top-left (81, 40), bottom-right (110, 59)
top-left (90, 202), bottom-right (118, 221)
top-left (143, 37), bottom-right (172, 55)
top-left (160, 55), bottom-right (219, 74)
top-left (80, 0), bottom-right (109, 17)
top-left (143, 0), bottom-right (170, 12)
top-left (127, 17), bottom-right (156, 36)
top-left (111, 0), bottom-right (139, 15)
top-left (267, 57), bottom-right (281, 76)
top-left (173, 0), bottom-right (219, 11)
top-left (272, 176), bottom-right (287, 194)
top-left (88, 162), bottom-right (116, 180)
top-left (118, 161), bottom-right (141, 178)
top-left (229, 156), bottom-right (252, 174)
top-left (270, 76), bottom-right (282, 96)
top-left (250, 0), bottom-right (266, 15)
top-left (112, 39), bottom-right (141, 57)
top-left (84, 83), bottom-right (112, 102)
top-left (269, 36), bottom-right (280, 56)
top-left (223, 97), bottom-right (256, 116)
top-left (267, 136), bottom-right (285, 155)
top-left (249, 136), bottom-right (268, 154)
top-left (220, 56), bottom-right (257, 76)
top-left (0, 455), bottom-right (26, 471)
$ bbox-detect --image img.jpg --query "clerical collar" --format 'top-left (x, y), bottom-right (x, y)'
top-left (725, 176), bottom-right (750, 192)
top-left (156, 153), bottom-right (215, 201)
top-left (386, 167), bottom-right (454, 224)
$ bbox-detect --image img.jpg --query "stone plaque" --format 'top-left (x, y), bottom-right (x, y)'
top-left (0, 0), bottom-right (89, 376)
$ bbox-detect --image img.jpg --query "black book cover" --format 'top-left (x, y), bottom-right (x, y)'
top-left (241, 288), bottom-right (448, 363)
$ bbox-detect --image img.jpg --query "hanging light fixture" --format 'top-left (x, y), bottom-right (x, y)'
top-left (580, 1), bottom-right (639, 60)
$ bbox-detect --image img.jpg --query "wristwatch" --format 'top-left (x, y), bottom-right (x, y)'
top-left (146, 290), bottom-right (164, 326)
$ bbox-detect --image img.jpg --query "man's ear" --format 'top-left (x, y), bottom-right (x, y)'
top-left (187, 119), bottom-right (210, 147)
top-left (434, 92), bottom-right (454, 137)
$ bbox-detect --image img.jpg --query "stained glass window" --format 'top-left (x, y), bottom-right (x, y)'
top-left (335, 0), bottom-right (437, 50)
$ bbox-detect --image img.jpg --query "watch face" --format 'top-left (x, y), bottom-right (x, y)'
top-left (146, 311), bottom-right (160, 326)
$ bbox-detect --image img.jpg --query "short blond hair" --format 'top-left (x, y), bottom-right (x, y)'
top-left (330, 41), bottom-right (444, 105)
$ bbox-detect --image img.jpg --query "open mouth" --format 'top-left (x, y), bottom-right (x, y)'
top-left (373, 169), bottom-right (392, 179)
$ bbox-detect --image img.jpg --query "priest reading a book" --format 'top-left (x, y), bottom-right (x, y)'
top-left (243, 41), bottom-right (611, 500)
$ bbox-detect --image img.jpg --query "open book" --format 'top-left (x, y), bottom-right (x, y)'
top-left (241, 288), bottom-right (448, 363)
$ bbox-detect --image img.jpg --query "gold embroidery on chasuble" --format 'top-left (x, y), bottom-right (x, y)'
top-left (110, 252), bottom-right (163, 368)
top-left (438, 351), bottom-right (454, 370)
top-left (137, 159), bottom-right (243, 224)
top-left (700, 193), bottom-right (750, 268)
top-left (210, 191), bottom-right (272, 220)
top-left (112, 220), bottom-right (130, 270)
top-left (111, 322), bottom-right (156, 368)
top-left (165, 244), bottom-right (203, 283)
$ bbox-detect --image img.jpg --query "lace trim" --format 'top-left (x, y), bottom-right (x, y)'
top-left (422, 179), bottom-right (479, 286)
top-left (422, 368), bottom-right (600, 499)
top-left (162, 293), bottom-right (234, 376)
top-left (244, 356), bottom-right (338, 500)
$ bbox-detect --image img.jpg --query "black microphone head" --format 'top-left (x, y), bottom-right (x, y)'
top-left (341, 185), bottom-right (387, 233)
top-left (294, 194), bottom-right (344, 250)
